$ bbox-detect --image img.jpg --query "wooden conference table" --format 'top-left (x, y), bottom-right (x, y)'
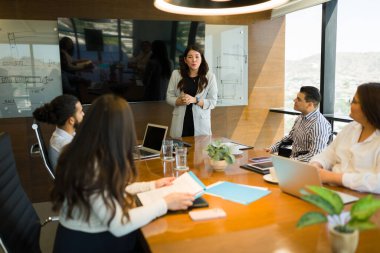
top-left (136, 136), bottom-right (380, 253)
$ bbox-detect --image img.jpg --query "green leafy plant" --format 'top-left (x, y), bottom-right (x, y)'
top-left (297, 185), bottom-right (380, 233)
top-left (206, 140), bottom-right (235, 164)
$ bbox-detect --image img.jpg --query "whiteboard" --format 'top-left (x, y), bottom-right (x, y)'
top-left (0, 19), bottom-right (62, 118)
top-left (205, 25), bottom-right (248, 106)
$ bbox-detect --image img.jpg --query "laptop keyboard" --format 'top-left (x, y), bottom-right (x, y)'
top-left (139, 149), bottom-right (153, 156)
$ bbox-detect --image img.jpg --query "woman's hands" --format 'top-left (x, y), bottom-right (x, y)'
top-left (311, 162), bottom-right (343, 185)
top-left (155, 177), bottom-right (194, 210)
top-left (176, 93), bottom-right (197, 106)
top-left (164, 193), bottom-right (194, 210)
top-left (155, 177), bottom-right (175, 188)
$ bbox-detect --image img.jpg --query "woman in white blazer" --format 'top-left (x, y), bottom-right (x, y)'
top-left (166, 44), bottom-right (218, 138)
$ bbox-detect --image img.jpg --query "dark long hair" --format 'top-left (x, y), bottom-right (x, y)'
top-left (356, 82), bottom-right (380, 129)
top-left (177, 44), bottom-right (209, 93)
top-left (33, 94), bottom-right (78, 127)
top-left (51, 94), bottom-right (138, 225)
top-left (151, 40), bottom-right (172, 79)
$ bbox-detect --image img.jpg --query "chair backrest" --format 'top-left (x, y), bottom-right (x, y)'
top-left (0, 132), bottom-right (42, 253)
top-left (31, 120), bottom-right (55, 180)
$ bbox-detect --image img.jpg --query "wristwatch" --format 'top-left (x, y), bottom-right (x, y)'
top-left (195, 97), bottom-right (200, 104)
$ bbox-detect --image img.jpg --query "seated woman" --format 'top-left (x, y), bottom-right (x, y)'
top-left (51, 94), bottom-right (194, 253)
top-left (33, 94), bottom-right (84, 168)
top-left (310, 82), bottom-right (380, 194)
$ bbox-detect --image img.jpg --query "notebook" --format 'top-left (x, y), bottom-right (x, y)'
top-left (135, 123), bottom-right (168, 160)
top-left (271, 155), bottom-right (358, 204)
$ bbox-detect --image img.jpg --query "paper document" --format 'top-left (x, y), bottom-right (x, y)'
top-left (137, 171), bottom-right (206, 206)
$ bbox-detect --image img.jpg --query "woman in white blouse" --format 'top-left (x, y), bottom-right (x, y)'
top-left (310, 82), bottom-right (380, 194)
top-left (51, 94), bottom-right (194, 253)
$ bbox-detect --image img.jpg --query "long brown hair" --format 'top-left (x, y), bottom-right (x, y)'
top-left (356, 82), bottom-right (380, 129)
top-left (51, 94), bottom-right (137, 225)
top-left (177, 44), bottom-right (209, 93)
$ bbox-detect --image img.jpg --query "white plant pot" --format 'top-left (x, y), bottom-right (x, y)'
top-left (209, 159), bottom-right (228, 171)
top-left (328, 227), bottom-right (359, 253)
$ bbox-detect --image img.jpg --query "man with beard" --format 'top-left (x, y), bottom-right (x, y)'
top-left (33, 94), bottom-right (84, 168)
top-left (266, 86), bottom-right (331, 162)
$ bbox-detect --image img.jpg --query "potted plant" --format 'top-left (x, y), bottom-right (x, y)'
top-left (297, 185), bottom-right (380, 253)
top-left (206, 140), bottom-right (235, 171)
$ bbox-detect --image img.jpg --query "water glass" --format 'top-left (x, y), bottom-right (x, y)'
top-left (162, 159), bottom-right (174, 177)
top-left (175, 147), bottom-right (188, 171)
top-left (162, 140), bottom-right (174, 161)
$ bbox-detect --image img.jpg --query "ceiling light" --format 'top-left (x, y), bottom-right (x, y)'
top-left (154, 0), bottom-right (289, 16)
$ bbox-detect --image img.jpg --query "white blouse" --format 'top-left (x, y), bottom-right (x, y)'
top-left (59, 181), bottom-right (168, 237)
top-left (311, 121), bottom-right (380, 194)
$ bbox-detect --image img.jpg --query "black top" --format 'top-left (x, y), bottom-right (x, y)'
top-left (182, 76), bottom-right (199, 137)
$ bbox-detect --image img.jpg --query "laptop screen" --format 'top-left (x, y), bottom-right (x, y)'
top-left (142, 124), bottom-right (167, 151)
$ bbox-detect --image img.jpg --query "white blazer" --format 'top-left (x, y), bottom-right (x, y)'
top-left (166, 70), bottom-right (218, 138)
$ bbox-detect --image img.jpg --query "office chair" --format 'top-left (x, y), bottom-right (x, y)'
top-left (0, 132), bottom-right (57, 253)
top-left (31, 120), bottom-right (55, 180)
top-left (278, 140), bottom-right (293, 158)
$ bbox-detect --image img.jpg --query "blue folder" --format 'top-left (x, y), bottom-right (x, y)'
top-left (205, 181), bottom-right (270, 205)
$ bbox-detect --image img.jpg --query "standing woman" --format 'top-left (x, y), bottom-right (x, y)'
top-left (166, 44), bottom-right (217, 138)
top-left (311, 82), bottom-right (380, 194)
top-left (51, 94), bottom-right (194, 253)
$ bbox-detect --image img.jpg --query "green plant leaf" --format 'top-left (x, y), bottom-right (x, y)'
top-left (297, 212), bottom-right (327, 228)
top-left (301, 194), bottom-right (337, 215)
top-left (306, 186), bottom-right (343, 214)
top-left (347, 219), bottom-right (376, 231)
top-left (350, 195), bottom-right (380, 221)
top-left (206, 140), bottom-right (235, 163)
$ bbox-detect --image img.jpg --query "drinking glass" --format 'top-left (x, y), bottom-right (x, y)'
top-left (175, 147), bottom-right (188, 171)
top-left (162, 140), bottom-right (174, 161)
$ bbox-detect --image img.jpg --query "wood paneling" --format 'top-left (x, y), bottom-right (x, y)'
top-left (0, 1), bottom-right (285, 202)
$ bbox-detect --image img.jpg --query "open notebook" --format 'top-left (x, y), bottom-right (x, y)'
top-left (271, 155), bottom-right (358, 204)
top-left (134, 123), bottom-right (167, 160)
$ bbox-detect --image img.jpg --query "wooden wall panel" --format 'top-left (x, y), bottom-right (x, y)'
top-left (0, 1), bottom-right (285, 202)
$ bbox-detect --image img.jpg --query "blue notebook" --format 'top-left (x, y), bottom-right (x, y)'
top-left (205, 181), bottom-right (270, 205)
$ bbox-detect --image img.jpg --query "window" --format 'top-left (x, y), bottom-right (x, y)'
top-left (284, 5), bottom-right (322, 132)
top-left (335, 0), bottom-right (380, 118)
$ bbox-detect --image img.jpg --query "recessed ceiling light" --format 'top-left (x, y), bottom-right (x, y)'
top-left (154, 0), bottom-right (289, 16)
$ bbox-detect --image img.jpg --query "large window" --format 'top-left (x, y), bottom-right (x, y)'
top-left (284, 5), bottom-right (322, 132)
top-left (335, 0), bottom-right (380, 116)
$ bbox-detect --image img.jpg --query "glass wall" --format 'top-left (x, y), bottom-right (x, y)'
top-left (335, 0), bottom-right (380, 119)
top-left (284, 5), bottom-right (322, 132)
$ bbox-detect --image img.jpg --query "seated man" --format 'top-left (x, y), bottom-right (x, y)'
top-left (33, 94), bottom-right (84, 168)
top-left (266, 86), bottom-right (331, 162)
top-left (311, 83), bottom-right (380, 194)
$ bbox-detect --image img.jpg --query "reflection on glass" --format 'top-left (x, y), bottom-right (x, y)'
top-left (0, 20), bottom-right (61, 118)
top-left (57, 18), bottom-right (205, 104)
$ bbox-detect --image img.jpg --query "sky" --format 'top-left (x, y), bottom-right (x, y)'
top-left (285, 0), bottom-right (380, 60)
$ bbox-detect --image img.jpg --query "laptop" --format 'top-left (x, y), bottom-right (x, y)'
top-left (271, 155), bottom-right (359, 204)
top-left (135, 123), bottom-right (168, 160)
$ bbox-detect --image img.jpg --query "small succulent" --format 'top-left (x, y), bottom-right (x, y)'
top-left (206, 140), bottom-right (235, 164)
top-left (297, 185), bottom-right (380, 233)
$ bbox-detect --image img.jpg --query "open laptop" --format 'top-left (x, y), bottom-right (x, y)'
top-left (135, 123), bottom-right (168, 160)
top-left (271, 155), bottom-right (359, 204)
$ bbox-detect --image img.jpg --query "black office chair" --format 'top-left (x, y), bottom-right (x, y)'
top-left (278, 140), bottom-right (293, 158)
top-left (0, 132), bottom-right (57, 253)
top-left (31, 120), bottom-right (55, 180)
